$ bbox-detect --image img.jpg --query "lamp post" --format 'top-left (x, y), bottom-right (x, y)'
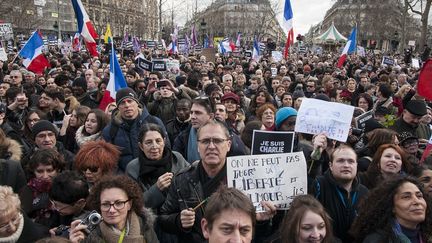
top-left (200, 19), bottom-right (207, 47)
top-left (392, 31), bottom-right (399, 53)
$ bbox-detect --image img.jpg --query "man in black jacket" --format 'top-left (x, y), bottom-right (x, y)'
top-left (309, 144), bottom-right (368, 243)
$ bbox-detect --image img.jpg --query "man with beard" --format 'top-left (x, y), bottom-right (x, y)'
top-left (391, 100), bottom-right (431, 146)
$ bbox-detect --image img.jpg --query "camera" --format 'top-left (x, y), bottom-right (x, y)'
top-left (352, 128), bottom-right (363, 136)
top-left (79, 210), bottom-right (103, 234)
top-left (155, 80), bottom-right (169, 89)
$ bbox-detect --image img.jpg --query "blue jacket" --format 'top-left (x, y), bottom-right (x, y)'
top-left (102, 107), bottom-right (168, 171)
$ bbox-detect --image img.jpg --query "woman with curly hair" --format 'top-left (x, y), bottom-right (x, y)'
top-left (247, 90), bottom-right (273, 121)
top-left (359, 144), bottom-right (413, 190)
top-left (68, 175), bottom-right (158, 243)
top-left (278, 194), bottom-right (334, 243)
top-left (74, 140), bottom-right (120, 186)
top-left (351, 176), bottom-right (432, 242)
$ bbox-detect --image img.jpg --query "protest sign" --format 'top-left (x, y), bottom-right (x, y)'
top-left (295, 98), bottom-right (354, 142)
top-left (382, 56), bottom-right (395, 66)
top-left (136, 56), bottom-right (153, 71)
top-left (357, 46), bottom-right (366, 57)
top-left (166, 59), bottom-right (180, 74)
top-left (152, 59), bottom-right (167, 71)
top-left (201, 48), bottom-right (216, 63)
top-left (408, 40), bottom-right (416, 47)
top-left (0, 23), bottom-right (13, 41)
top-left (227, 152), bottom-right (307, 211)
top-left (412, 58), bottom-right (420, 69)
top-left (0, 48), bottom-right (7, 61)
top-left (355, 110), bottom-right (373, 130)
top-left (244, 50), bottom-right (252, 58)
top-left (271, 51), bottom-right (283, 62)
top-left (251, 130), bottom-right (294, 155)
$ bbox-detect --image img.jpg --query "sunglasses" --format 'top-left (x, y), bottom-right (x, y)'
top-left (82, 166), bottom-right (99, 173)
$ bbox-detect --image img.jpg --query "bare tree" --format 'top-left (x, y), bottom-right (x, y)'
top-left (406, 0), bottom-right (431, 51)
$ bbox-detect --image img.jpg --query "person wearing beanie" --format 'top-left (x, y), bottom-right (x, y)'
top-left (391, 99), bottom-right (432, 141)
top-left (22, 120), bottom-right (74, 171)
top-left (221, 92), bottom-right (245, 134)
top-left (275, 107), bottom-right (297, 131)
top-left (102, 87), bottom-right (169, 172)
top-left (72, 77), bottom-right (98, 108)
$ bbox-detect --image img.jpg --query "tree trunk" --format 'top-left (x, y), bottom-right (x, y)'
top-left (419, 0), bottom-right (431, 51)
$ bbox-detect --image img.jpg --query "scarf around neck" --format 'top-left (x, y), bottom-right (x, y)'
top-left (138, 147), bottom-right (173, 186)
top-left (198, 162), bottom-right (227, 199)
top-left (99, 211), bottom-right (145, 243)
top-left (0, 213), bottom-right (24, 243)
top-left (187, 127), bottom-right (200, 163)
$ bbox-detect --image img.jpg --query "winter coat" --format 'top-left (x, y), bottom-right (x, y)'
top-left (126, 151), bottom-right (189, 209)
top-left (102, 107), bottom-right (168, 171)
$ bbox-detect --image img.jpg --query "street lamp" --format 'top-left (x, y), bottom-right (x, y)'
top-left (200, 19), bottom-right (207, 47)
top-left (392, 31), bottom-right (399, 52)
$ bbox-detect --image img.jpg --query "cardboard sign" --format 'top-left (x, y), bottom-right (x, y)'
top-left (137, 57), bottom-right (153, 71)
top-left (201, 48), bottom-right (216, 63)
top-left (295, 98), bottom-right (354, 142)
top-left (382, 56), bottom-right (395, 66)
top-left (251, 131), bottom-right (294, 155)
top-left (227, 152), bottom-right (308, 211)
top-left (152, 59), bottom-right (167, 71)
top-left (355, 110), bottom-right (373, 130)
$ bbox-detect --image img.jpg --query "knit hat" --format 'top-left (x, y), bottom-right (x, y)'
top-left (32, 120), bottom-right (58, 139)
top-left (221, 92), bottom-right (240, 104)
top-left (398, 131), bottom-right (418, 145)
top-left (275, 107), bottom-right (297, 129)
top-left (72, 77), bottom-right (87, 91)
top-left (405, 100), bottom-right (427, 116)
top-left (116, 87), bottom-right (139, 106)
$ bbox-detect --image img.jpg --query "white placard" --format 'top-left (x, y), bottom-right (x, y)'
top-left (227, 152), bottom-right (307, 212)
top-left (412, 58), bottom-right (420, 69)
top-left (294, 98), bottom-right (354, 142)
top-left (271, 51), bottom-right (283, 62)
top-left (0, 48), bottom-right (7, 61)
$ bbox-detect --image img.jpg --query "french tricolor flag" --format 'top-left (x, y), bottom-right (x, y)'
top-left (99, 43), bottom-right (127, 110)
top-left (18, 30), bottom-right (50, 75)
top-left (71, 0), bottom-right (99, 57)
top-left (168, 41), bottom-right (178, 54)
top-left (337, 26), bottom-right (357, 68)
top-left (282, 0), bottom-right (294, 59)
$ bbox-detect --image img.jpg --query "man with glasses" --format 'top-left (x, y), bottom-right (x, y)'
top-left (160, 120), bottom-right (232, 242)
top-left (305, 80), bottom-right (317, 98)
top-left (49, 171), bottom-right (89, 237)
top-left (9, 70), bottom-right (23, 88)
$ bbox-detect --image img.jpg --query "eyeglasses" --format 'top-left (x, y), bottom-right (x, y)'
top-left (51, 200), bottom-right (73, 212)
top-left (197, 137), bottom-right (229, 146)
top-left (11, 76), bottom-right (20, 79)
top-left (402, 140), bottom-right (419, 147)
top-left (100, 200), bottom-right (130, 211)
top-left (0, 213), bottom-right (21, 232)
top-left (82, 166), bottom-right (99, 173)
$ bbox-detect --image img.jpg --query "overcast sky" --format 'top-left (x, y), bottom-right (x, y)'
top-left (165, 0), bottom-right (335, 35)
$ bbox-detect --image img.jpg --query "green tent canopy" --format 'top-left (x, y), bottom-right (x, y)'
top-left (315, 22), bottom-right (347, 44)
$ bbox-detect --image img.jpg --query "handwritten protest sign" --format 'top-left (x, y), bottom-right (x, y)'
top-left (251, 130), bottom-right (294, 155)
top-left (295, 98), bottom-right (354, 142)
top-left (227, 152), bottom-right (307, 211)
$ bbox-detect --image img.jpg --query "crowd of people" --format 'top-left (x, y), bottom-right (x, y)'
top-left (0, 42), bottom-right (431, 243)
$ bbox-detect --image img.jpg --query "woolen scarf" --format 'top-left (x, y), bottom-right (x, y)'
top-left (99, 211), bottom-right (145, 243)
top-left (138, 147), bottom-right (172, 186)
top-left (197, 162), bottom-right (227, 199)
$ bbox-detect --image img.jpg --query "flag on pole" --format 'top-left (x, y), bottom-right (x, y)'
top-left (104, 24), bottom-right (112, 44)
top-left (167, 41), bottom-right (178, 54)
top-left (99, 42), bottom-right (127, 110)
top-left (203, 34), bottom-right (209, 48)
top-left (209, 34), bottom-right (214, 48)
top-left (72, 32), bottom-right (81, 52)
top-left (132, 37), bottom-right (140, 53)
top-left (337, 26), bottom-right (357, 68)
top-left (236, 32), bottom-right (242, 47)
top-left (121, 32), bottom-right (129, 49)
top-left (282, 0), bottom-right (294, 58)
top-left (417, 59), bottom-right (432, 100)
top-left (71, 0), bottom-right (99, 57)
top-left (252, 37), bottom-right (261, 61)
top-left (190, 24), bottom-right (197, 46)
top-left (18, 30), bottom-right (50, 74)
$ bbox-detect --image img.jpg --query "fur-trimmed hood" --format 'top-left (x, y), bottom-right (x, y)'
top-left (1, 138), bottom-right (22, 161)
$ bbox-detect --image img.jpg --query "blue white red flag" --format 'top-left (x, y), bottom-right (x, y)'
top-left (337, 26), bottom-right (357, 68)
top-left (71, 0), bottom-right (98, 57)
top-left (282, 0), bottom-right (294, 58)
top-left (18, 30), bottom-right (50, 74)
top-left (168, 41), bottom-right (178, 54)
top-left (252, 37), bottom-right (261, 61)
top-left (72, 32), bottom-right (81, 52)
top-left (99, 43), bottom-right (127, 110)
top-left (132, 37), bottom-right (140, 53)
top-left (236, 32), bottom-right (242, 47)
top-left (190, 24), bottom-right (197, 46)
top-left (219, 38), bottom-right (235, 54)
